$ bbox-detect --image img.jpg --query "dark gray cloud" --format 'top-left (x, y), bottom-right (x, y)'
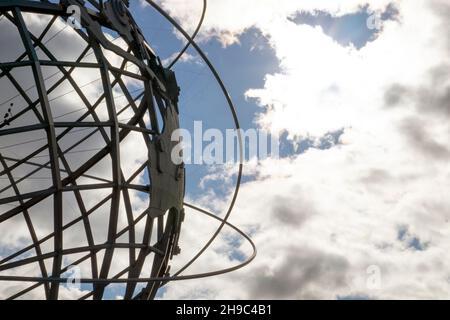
top-left (416, 86), bottom-right (450, 117)
top-left (384, 0), bottom-right (450, 121)
top-left (384, 61), bottom-right (450, 161)
top-left (384, 84), bottom-right (409, 108)
top-left (248, 248), bottom-right (349, 299)
top-left (384, 70), bottom-right (450, 117)
top-left (359, 168), bottom-right (393, 185)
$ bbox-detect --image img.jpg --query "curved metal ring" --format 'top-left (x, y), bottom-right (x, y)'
top-left (167, 0), bottom-right (207, 69)
top-left (144, 0), bottom-right (248, 282)
top-left (0, 202), bottom-right (256, 284)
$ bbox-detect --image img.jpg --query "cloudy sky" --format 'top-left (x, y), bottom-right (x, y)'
top-left (135, 0), bottom-right (450, 300)
top-left (1, 0), bottom-right (450, 300)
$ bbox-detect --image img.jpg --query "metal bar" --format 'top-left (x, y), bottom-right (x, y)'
top-left (0, 61), bottom-right (146, 224)
top-left (109, 65), bottom-right (146, 81)
top-left (111, 74), bottom-right (156, 298)
top-left (111, 73), bottom-right (161, 299)
top-left (0, 194), bottom-right (113, 266)
top-left (0, 1), bottom-right (64, 15)
top-left (0, 124), bottom-right (48, 136)
top-left (118, 123), bottom-right (156, 135)
top-left (89, 30), bottom-right (122, 301)
top-left (1, 156), bottom-right (112, 184)
top-left (0, 61), bottom-right (32, 69)
top-left (0, 1), bottom-right (191, 302)
top-left (0, 188), bottom-right (55, 208)
top-left (0, 202), bottom-right (257, 292)
top-left (19, 36), bottom-right (138, 290)
top-left (6, 202), bottom-right (155, 300)
top-left (24, 24), bottom-right (139, 302)
top-left (53, 122), bottom-right (113, 128)
top-left (125, 184), bottom-right (150, 193)
top-left (0, 243), bottom-right (163, 272)
top-left (39, 61), bottom-right (100, 68)
top-left (0, 154), bottom-right (51, 298)
top-left (0, 13), bottom-right (56, 80)
top-left (143, 1), bottom-right (245, 300)
top-left (62, 183), bottom-right (115, 192)
top-left (0, 61), bottom-right (99, 69)
top-left (8, 28), bottom-right (143, 301)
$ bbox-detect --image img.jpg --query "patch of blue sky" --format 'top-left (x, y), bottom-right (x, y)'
top-left (277, 128), bottom-right (345, 159)
top-left (221, 233), bottom-right (246, 263)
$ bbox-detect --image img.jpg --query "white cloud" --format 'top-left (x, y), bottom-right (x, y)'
top-left (143, 0), bottom-right (393, 46)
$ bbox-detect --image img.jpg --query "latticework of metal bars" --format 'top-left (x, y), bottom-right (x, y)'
top-left (0, 0), bottom-right (185, 300)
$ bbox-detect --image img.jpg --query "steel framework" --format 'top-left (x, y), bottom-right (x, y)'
top-left (0, 0), bottom-right (256, 301)
top-left (0, 0), bottom-right (185, 300)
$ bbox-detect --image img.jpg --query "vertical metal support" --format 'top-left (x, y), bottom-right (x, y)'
top-left (12, 8), bottom-right (64, 300)
top-left (88, 34), bottom-right (122, 300)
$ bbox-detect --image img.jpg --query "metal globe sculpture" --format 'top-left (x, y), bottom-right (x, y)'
top-left (0, 0), bottom-right (185, 299)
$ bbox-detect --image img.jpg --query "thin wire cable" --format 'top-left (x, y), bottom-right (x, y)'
top-left (0, 33), bottom-right (122, 111)
top-left (0, 89), bottom-right (145, 151)
top-left (0, 65), bottom-right (140, 125)
top-left (41, 25), bottom-right (68, 48)
top-left (0, 71), bottom-right (59, 111)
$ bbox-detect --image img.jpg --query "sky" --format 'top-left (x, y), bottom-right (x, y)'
top-left (0, 0), bottom-right (450, 300)
top-left (133, 0), bottom-right (450, 300)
